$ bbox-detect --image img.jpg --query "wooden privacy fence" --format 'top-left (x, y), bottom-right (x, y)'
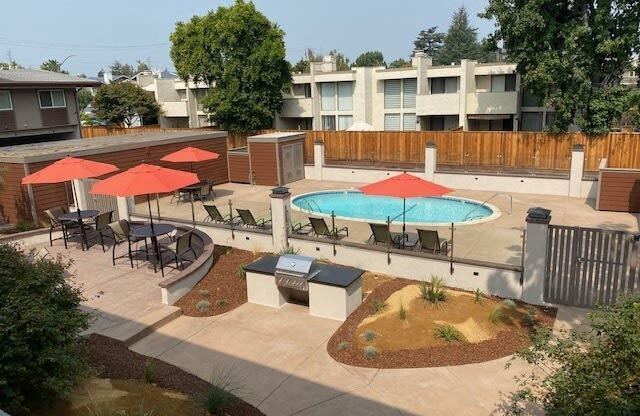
top-left (304, 131), bottom-right (640, 173)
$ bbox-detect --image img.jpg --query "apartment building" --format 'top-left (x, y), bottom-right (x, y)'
top-left (276, 53), bottom-right (558, 132)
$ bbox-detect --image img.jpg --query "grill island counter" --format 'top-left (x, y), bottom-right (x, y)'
top-left (244, 254), bottom-right (364, 321)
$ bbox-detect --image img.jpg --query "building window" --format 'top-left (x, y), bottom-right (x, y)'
top-left (430, 77), bottom-right (458, 94)
top-left (338, 115), bottom-right (353, 130)
top-left (403, 113), bottom-right (416, 131)
top-left (322, 115), bottom-right (336, 130)
top-left (522, 89), bottom-right (543, 107)
top-left (402, 79), bottom-right (417, 109)
top-left (521, 112), bottom-right (543, 131)
top-left (38, 90), bottom-right (66, 109)
top-left (337, 82), bottom-right (353, 110)
top-left (490, 74), bottom-right (516, 92)
top-left (0, 91), bottom-right (12, 111)
top-left (320, 83), bottom-right (336, 111)
top-left (384, 80), bottom-right (401, 109)
top-left (304, 83), bottom-right (312, 98)
top-left (384, 113), bottom-right (401, 131)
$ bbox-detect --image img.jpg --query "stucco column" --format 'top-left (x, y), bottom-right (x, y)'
top-left (72, 179), bottom-right (89, 210)
top-left (313, 139), bottom-right (325, 180)
top-left (521, 207), bottom-right (551, 305)
top-left (117, 196), bottom-right (132, 221)
top-left (425, 141), bottom-right (437, 181)
top-left (270, 186), bottom-right (291, 253)
top-left (569, 144), bottom-right (585, 198)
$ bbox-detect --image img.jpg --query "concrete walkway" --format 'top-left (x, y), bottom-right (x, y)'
top-left (130, 302), bottom-right (586, 415)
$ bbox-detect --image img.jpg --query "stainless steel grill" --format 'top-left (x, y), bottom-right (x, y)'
top-left (274, 254), bottom-right (319, 292)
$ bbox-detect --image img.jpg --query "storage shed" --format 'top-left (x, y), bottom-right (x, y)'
top-left (246, 132), bottom-right (305, 186)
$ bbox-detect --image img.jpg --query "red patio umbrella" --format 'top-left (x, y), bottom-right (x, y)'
top-left (359, 172), bottom-right (453, 241)
top-left (90, 163), bottom-right (199, 226)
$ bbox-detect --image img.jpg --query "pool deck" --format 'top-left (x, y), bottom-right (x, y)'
top-left (136, 179), bottom-right (640, 266)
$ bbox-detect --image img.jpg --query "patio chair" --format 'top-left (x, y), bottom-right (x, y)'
top-left (368, 223), bottom-right (404, 247)
top-left (107, 219), bottom-right (147, 268)
top-left (309, 217), bottom-right (349, 239)
top-left (196, 184), bottom-right (213, 202)
top-left (203, 205), bottom-right (235, 224)
top-left (160, 230), bottom-right (198, 270)
top-left (415, 229), bottom-right (449, 255)
top-left (44, 206), bottom-right (80, 249)
top-left (88, 211), bottom-right (114, 252)
top-left (236, 209), bottom-right (271, 228)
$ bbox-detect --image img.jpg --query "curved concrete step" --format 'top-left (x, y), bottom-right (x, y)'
top-left (97, 305), bottom-right (182, 346)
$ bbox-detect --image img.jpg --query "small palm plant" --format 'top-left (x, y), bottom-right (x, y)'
top-left (473, 288), bottom-right (484, 304)
top-left (420, 276), bottom-right (447, 307)
top-left (236, 264), bottom-right (246, 279)
top-left (399, 302), bottom-right (407, 320)
top-left (433, 324), bottom-right (465, 344)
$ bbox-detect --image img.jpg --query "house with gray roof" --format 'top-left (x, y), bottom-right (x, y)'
top-left (0, 69), bottom-right (101, 146)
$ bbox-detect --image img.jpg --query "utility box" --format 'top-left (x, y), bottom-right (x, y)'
top-left (247, 132), bottom-right (305, 186)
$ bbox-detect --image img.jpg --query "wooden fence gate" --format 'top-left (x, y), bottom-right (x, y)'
top-left (545, 225), bottom-right (640, 307)
top-left (84, 179), bottom-right (119, 221)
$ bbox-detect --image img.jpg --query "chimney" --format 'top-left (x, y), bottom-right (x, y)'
top-left (321, 55), bottom-right (337, 72)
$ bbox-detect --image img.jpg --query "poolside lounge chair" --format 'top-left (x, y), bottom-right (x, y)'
top-left (203, 205), bottom-right (235, 224)
top-left (415, 229), bottom-right (449, 255)
top-left (236, 209), bottom-right (271, 228)
top-left (160, 230), bottom-right (198, 270)
top-left (368, 223), bottom-right (404, 247)
top-left (309, 217), bottom-right (349, 239)
top-left (107, 219), bottom-right (147, 268)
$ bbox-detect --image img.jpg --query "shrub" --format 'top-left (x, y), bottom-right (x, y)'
top-left (473, 288), bottom-right (484, 304)
top-left (0, 243), bottom-right (91, 414)
top-left (15, 221), bottom-right (39, 232)
top-left (143, 359), bottom-right (155, 384)
top-left (370, 298), bottom-right (386, 314)
top-left (363, 346), bottom-right (379, 359)
top-left (337, 341), bottom-right (349, 351)
top-left (433, 324), bottom-right (465, 344)
top-left (522, 309), bottom-right (538, 327)
top-left (198, 367), bottom-right (244, 414)
top-left (277, 246), bottom-right (300, 255)
top-left (502, 299), bottom-right (517, 309)
top-left (216, 298), bottom-right (229, 308)
top-left (399, 302), bottom-right (407, 320)
top-left (196, 300), bottom-right (211, 313)
top-left (488, 305), bottom-right (506, 325)
top-left (362, 329), bottom-right (377, 342)
top-left (420, 276), bottom-right (447, 307)
top-left (236, 264), bottom-right (246, 279)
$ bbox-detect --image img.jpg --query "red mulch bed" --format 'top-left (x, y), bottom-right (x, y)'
top-left (327, 278), bottom-right (557, 369)
top-left (87, 334), bottom-right (263, 416)
top-left (175, 246), bottom-right (259, 317)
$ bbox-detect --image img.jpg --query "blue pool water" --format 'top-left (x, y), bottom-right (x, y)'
top-left (292, 190), bottom-right (495, 225)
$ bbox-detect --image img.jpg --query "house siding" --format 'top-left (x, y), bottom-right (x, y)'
top-left (228, 152), bottom-right (251, 183)
top-left (249, 142), bottom-right (279, 186)
top-left (598, 170), bottom-right (640, 213)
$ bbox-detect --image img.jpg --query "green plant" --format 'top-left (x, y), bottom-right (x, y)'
top-left (15, 221), bottom-right (39, 232)
top-left (337, 341), bottom-right (349, 351)
top-left (143, 359), bottom-right (156, 384)
top-left (277, 246), bottom-right (300, 256)
top-left (420, 276), bottom-right (447, 307)
top-left (198, 367), bottom-right (244, 414)
top-left (473, 288), bottom-right (484, 304)
top-left (236, 264), bottom-right (246, 279)
top-left (399, 302), bottom-right (407, 320)
top-left (433, 324), bottom-right (465, 344)
top-left (370, 298), bottom-right (386, 314)
top-left (196, 300), bottom-right (211, 313)
top-left (502, 299), bottom-right (517, 309)
top-left (0, 243), bottom-right (91, 414)
top-left (522, 309), bottom-right (538, 327)
top-left (216, 298), bottom-right (229, 308)
top-left (488, 305), bottom-right (506, 325)
top-left (363, 346), bottom-right (379, 359)
top-left (362, 330), bottom-right (377, 342)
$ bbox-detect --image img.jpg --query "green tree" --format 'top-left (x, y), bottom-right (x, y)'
top-left (170, 0), bottom-right (291, 132)
top-left (0, 60), bottom-right (23, 69)
top-left (93, 82), bottom-right (160, 127)
top-left (434, 7), bottom-right (487, 65)
top-left (0, 244), bottom-right (91, 414)
top-left (505, 293), bottom-right (640, 415)
top-left (76, 88), bottom-right (93, 112)
top-left (388, 58), bottom-right (412, 68)
top-left (109, 60), bottom-right (134, 77)
top-left (482, 0), bottom-right (640, 134)
top-left (291, 48), bottom-right (322, 73)
top-left (413, 26), bottom-right (445, 56)
top-left (329, 49), bottom-right (350, 71)
top-left (40, 59), bottom-right (69, 74)
top-left (353, 50), bottom-right (386, 67)
top-left (136, 60), bottom-right (150, 73)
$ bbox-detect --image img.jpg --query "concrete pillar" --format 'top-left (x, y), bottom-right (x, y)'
top-left (270, 186), bottom-right (291, 253)
top-left (521, 207), bottom-right (552, 305)
top-left (425, 142), bottom-right (437, 181)
top-left (72, 179), bottom-right (89, 210)
top-left (117, 196), bottom-right (132, 221)
top-left (313, 139), bottom-right (325, 180)
top-left (569, 144), bottom-right (585, 198)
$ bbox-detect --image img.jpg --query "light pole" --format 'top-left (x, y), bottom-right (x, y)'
top-left (59, 54), bottom-right (76, 70)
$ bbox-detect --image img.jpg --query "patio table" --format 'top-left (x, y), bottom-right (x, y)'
top-left (130, 223), bottom-right (176, 276)
top-left (177, 180), bottom-right (214, 202)
top-left (58, 209), bottom-right (99, 251)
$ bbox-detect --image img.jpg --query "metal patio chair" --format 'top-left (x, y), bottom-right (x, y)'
top-left (236, 208), bottom-right (271, 228)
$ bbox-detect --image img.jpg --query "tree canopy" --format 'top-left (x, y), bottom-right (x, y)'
top-left (76, 89), bottom-right (93, 113)
top-left (40, 59), bottom-right (68, 74)
top-left (483, 0), bottom-right (640, 134)
top-left (291, 48), bottom-right (322, 73)
top-left (170, 0), bottom-right (291, 132)
top-left (413, 26), bottom-right (445, 56)
top-left (388, 58), bottom-right (412, 69)
top-left (0, 61), bottom-right (23, 70)
top-left (109, 60), bottom-right (135, 77)
top-left (329, 49), bottom-right (350, 71)
top-left (434, 7), bottom-right (487, 65)
top-left (353, 50), bottom-right (386, 67)
top-left (92, 82), bottom-right (160, 127)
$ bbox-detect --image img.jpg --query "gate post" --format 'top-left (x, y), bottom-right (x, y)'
top-left (425, 142), bottom-right (437, 181)
top-left (270, 186), bottom-right (291, 253)
top-left (569, 144), bottom-right (585, 198)
top-left (522, 207), bottom-right (552, 305)
top-left (313, 139), bottom-right (324, 180)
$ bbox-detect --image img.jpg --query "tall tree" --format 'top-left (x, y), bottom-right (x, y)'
top-left (0, 61), bottom-right (23, 70)
top-left (170, 0), bottom-right (291, 132)
top-left (353, 51), bottom-right (386, 67)
top-left (76, 89), bottom-right (93, 113)
top-left (109, 60), bottom-right (134, 77)
top-left (40, 59), bottom-right (68, 74)
top-left (483, 0), bottom-right (640, 134)
top-left (328, 49), bottom-right (350, 71)
top-left (92, 82), bottom-right (160, 127)
top-left (388, 58), bottom-right (412, 68)
top-left (291, 48), bottom-right (322, 73)
top-left (136, 60), bottom-right (150, 73)
top-left (413, 26), bottom-right (444, 56)
top-left (434, 7), bottom-right (487, 65)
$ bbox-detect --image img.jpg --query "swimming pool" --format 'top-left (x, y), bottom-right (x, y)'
top-left (291, 190), bottom-right (500, 226)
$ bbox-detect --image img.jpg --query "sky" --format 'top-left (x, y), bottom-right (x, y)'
top-left (1, 0), bottom-right (495, 76)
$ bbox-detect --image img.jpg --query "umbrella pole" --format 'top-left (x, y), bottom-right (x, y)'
top-left (156, 193), bottom-right (161, 221)
top-left (147, 194), bottom-right (154, 227)
top-left (190, 191), bottom-right (196, 228)
top-left (402, 198), bottom-right (406, 248)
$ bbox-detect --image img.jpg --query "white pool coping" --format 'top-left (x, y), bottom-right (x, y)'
top-left (290, 188), bottom-right (502, 227)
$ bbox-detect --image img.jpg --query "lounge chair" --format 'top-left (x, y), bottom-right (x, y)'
top-left (368, 223), bottom-right (404, 247)
top-left (107, 219), bottom-right (147, 268)
top-left (160, 230), bottom-right (198, 270)
top-left (415, 229), bottom-right (449, 255)
top-left (236, 209), bottom-right (271, 228)
top-left (309, 217), bottom-right (349, 239)
top-left (203, 205), bottom-right (235, 224)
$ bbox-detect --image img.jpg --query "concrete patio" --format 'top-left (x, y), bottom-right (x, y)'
top-left (136, 179), bottom-right (640, 266)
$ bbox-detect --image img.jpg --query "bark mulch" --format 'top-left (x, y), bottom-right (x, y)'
top-left (175, 246), bottom-right (259, 317)
top-left (87, 334), bottom-right (264, 416)
top-left (327, 278), bottom-right (557, 369)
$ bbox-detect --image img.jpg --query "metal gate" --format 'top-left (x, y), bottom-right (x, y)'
top-left (545, 225), bottom-right (640, 307)
top-left (84, 179), bottom-right (119, 220)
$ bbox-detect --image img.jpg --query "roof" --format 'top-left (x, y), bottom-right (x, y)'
top-left (248, 131), bottom-right (305, 143)
top-left (0, 69), bottom-right (102, 87)
top-left (0, 130), bottom-right (227, 163)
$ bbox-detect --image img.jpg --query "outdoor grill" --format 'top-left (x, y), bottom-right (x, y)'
top-left (274, 254), bottom-right (320, 292)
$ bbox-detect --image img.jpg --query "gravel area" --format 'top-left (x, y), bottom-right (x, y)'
top-left (175, 246), bottom-right (259, 317)
top-left (327, 278), bottom-right (557, 369)
top-left (87, 334), bottom-right (263, 416)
